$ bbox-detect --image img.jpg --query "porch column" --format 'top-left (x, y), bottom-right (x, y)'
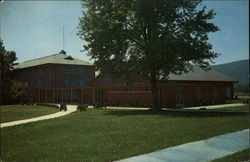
top-left (45, 88), bottom-right (47, 103)
top-left (61, 88), bottom-right (63, 103)
top-left (53, 89), bottom-right (56, 103)
top-left (81, 88), bottom-right (83, 104)
top-left (35, 89), bottom-right (37, 103)
top-left (158, 88), bottom-right (161, 107)
top-left (93, 88), bottom-right (95, 105)
top-left (70, 88), bottom-right (72, 104)
top-left (97, 90), bottom-right (99, 103)
top-left (38, 89), bottom-right (40, 103)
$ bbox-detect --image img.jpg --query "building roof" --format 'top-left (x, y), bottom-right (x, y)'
top-left (167, 66), bottom-right (236, 82)
top-left (14, 53), bottom-right (92, 69)
top-left (91, 66), bottom-right (236, 87)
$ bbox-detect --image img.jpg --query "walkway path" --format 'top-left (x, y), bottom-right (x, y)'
top-left (106, 106), bottom-right (150, 110)
top-left (183, 103), bottom-right (246, 110)
top-left (164, 108), bottom-right (248, 114)
top-left (117, 129), bottom-right (249, 162)
top-left (106, 103), bottom-right (247, 112)
top-left (164, 103), bottom-right (248, 113)
top-left (0, 105), bottom-right (77, 128)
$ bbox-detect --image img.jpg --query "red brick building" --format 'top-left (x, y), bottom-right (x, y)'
top-left (15, 52), bottom-right (236, 107)
top-left (14, 51), bottom-right (95, 88)
top-left (91, 66), bottom-right (235, 107)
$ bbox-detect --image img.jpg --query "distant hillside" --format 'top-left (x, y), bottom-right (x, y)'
top-left (211, 60), bottom-right (249, 85)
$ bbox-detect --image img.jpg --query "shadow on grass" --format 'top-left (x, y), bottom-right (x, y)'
top-left (104, 109), bottom-right (247, 118)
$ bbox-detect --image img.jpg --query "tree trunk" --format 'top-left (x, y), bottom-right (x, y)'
top-left (150, 70), bottom-right (160, 110)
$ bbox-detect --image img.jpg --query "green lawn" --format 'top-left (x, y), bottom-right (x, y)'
top-left (0, 109), bottom-right (248, 162)
top-left (0, 105), bottom-right (59, 123)
top-left (213, 149), bottom-right (249, 162)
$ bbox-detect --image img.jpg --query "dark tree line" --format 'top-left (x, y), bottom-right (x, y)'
top-left (0, 39), bottom-right (27, 105)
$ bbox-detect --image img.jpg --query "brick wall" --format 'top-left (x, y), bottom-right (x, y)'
top-left (27, 81), bottom-right (234, 107)
top-left (106, 91), bottom-right (152, 106)
top-left (101, 81), bottom-right (234, 107)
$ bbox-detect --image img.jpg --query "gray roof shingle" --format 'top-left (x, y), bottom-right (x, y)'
top-left (167, 66), bottom-right (236, 82)
top-left (14, 53), bottom-right (92, 69)
top-left (91, 66), bottom-right (236, 86)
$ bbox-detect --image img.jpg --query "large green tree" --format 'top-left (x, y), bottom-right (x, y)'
top-left (0, 39), bottom-right (20, 105)
top-left (78, 0), bottom-right (219, 110)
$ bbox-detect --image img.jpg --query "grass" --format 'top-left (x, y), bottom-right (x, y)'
top-left (213, 149), bottom-right (249, 162)
top-left (0, 108), bottom-right (248, 162)
top-left (0, 105), bottom-right (59, 123)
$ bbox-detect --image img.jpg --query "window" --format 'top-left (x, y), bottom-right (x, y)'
top-left (70, 80), bottom-right (76, 86)
top-left (145, 87), bottom-right (151, 91)
top-left (30, 81), bottom-right (34, 87)
top-left (39, 80), bottom-right (44, 87)
top-left (71, 67), bottom-right (76, 74)
top-left (79, 80), bottom-right (84, 86)
top-left (30, 81), bottom-right (33, 87)
top-left (64, 80), bottom-right (69, 86)
top-left (64, 66), bottom-right (84, 74)
top-left (64, 79), bottom-right (84, 86)
top-left (64, 67), bottom-right (70, 73)
top-left (128, 87), bottom-right (134, 91)
top-left (36, 69), bottom-right (43, 74)
top-left (78, 67), bottom-right (84, 73)
top-left (31, 69), bottom-right (35, 75)
top-left (34, 80), bottom-right (37, 87)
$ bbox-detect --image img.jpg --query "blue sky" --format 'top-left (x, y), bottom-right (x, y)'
top-left (0, 0), bottom-right (248, 65)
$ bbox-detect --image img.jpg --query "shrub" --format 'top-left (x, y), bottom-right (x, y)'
top-left (60, 104), bottom-right (67, 111)
top-left (77, 104), bottom-right (88, 111)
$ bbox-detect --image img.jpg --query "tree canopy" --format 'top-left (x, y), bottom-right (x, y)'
top-left (0, 39), bottom-right (26, 105)
top-left (78, 0), bottom-right (219, 109)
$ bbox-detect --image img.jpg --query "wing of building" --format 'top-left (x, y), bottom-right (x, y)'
top-left (14, 52), bottom-right (236, 107)
top-left (14, 52), bottom-right (94, 88)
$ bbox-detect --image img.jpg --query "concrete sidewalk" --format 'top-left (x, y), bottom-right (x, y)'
top-left (106, 107), bottom-right (150, 110)
top-left (0, 105), bottom-right (77, 128)
top-left (164, 108), bottom-right (248, 114)
top-left (183, 103), bottom-right (246, 110)
top-left (165, 103), bottom-right (248, 113)
top-left (105, 103), bottom-right (247, 113)
top-left (117, 129), bottom-right (249, 162)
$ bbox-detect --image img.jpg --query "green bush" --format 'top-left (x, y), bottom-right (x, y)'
top-left (59, 104), bottom-right (67, 111)
top-left (77, 104), bottom-right (88, 111)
